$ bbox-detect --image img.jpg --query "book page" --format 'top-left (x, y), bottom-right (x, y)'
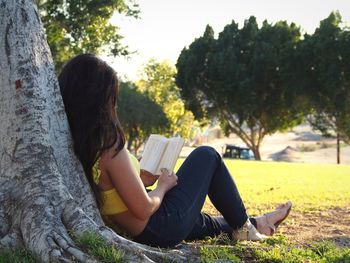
top-left (140, 135), bottom-right (168, 174)
top-left (155, 137), bottom-right (184, 175)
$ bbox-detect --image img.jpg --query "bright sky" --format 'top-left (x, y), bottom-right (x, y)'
top-left (106, 0), bottom-right (350, 81)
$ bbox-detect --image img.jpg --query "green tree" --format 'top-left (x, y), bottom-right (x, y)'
top-left (118, 82), bottom-right (169, 154)
top-left (137, 59), bottom-right (198, 139)
top-left (176, 18), bottom-right (303, 160)
top-left (297, 12), bottom-right (350, 163)
top-left (36, 0), bottom-right (139, 71)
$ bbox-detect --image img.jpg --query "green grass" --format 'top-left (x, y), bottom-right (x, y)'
top-left (75, 232), bottom-right (123, 262)
top-left (0, 249), bottom-right (37, 263)
top-left (177, 158), bottom-right (350, 214)
top-left (187, 159), bottom-right (350, 262)
top-left (1, 160), bottom-right (349, 262)
top-left (199, 236), bottom-right (350, 263)
top-left (253, 240), bottom-right (350, 263)
top-left (0, 233), bottom-right (123, 263)
top-left (228, 160), bottom-right (350, 213)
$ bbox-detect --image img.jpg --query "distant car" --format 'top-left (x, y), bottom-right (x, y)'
top-left (222, 144), bottom-right (255, 160)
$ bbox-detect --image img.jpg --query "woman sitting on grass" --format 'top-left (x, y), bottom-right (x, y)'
top-left (58, 53), bottom-right (292, 248)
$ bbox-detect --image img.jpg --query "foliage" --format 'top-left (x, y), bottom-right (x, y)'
top-left (137, 59), bottom-right (199, 139)
top-left (118, 82), bottom-right (169, 153)
top-left (36, 0), bottom-right (139, 71)
top-left (176, 18), bottom-right (303, 160)
top-left (296, 12), bottom-right (350, 144)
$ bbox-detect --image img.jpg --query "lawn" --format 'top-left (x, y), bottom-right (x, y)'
top-left (175, 158), bottom-right (350, 212)
top-left (205, 159), bottom-right (350, 214)
top-left (179, 158), bottom-right (350, 262)
top-left (1, 160), bottom-right (349, 262)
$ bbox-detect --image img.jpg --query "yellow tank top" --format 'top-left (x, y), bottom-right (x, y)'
top-left (92, 150), bottom-right (140, 215)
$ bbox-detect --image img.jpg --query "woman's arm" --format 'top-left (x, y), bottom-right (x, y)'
top-left (103, 147), bottom-right (177, 221)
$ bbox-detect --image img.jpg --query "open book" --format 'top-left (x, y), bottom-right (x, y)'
top-left (140, 134), bottom-right (185, 175)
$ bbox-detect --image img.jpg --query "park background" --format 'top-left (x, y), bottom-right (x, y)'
top-left (2, 0), bottom-right (350, 262)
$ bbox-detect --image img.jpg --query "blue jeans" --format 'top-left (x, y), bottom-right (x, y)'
top-left (133, 146), bottom-right (249, 247)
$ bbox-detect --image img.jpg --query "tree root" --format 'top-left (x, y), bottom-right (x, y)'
top-left (0, 196), bottom-right (199, 262)
top-left (0, 178), bottom-right (200, 262)
top-left (0, 179), bottom-right (200, 262)
top-left (16, 197), bottom-right (96, 262)
top-left (0, 230), bottom-right (23, 250)
top-left (1, 1), bottom-right (198, 262)
top-left (50, 232), bottom-right (97, 263)
top-left (62, 199), bottom-right (200, 262)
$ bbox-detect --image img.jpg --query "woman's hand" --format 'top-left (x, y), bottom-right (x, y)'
top-left (140, 169), bottom-right (159, 187)
top-left (156, 168), bottom-right (178, 193)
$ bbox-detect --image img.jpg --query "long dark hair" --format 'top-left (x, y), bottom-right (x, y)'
top-left (58, 54), bottom-right (125, 206)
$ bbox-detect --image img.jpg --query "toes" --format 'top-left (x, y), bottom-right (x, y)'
top-left (276, 201), bottom-right (292, 212)
top-left (276, 202), bottom-right (288, 209)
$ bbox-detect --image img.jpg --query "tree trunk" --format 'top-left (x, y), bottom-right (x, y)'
top-left (337, 132), bottom-right (340, 164)
top-left (248, 142), bottom-right (261, 161)
top-left (0, 1), bottom-right (197, 262)
top-left (224, 112), bottom-right (263, 161)
top-left (251, 147), bottom-right (261, 161)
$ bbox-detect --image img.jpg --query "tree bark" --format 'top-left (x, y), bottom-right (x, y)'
top-left (223, 111), bottom-right (263, 160)
top-left (251, 146), bottom-right (261, 161)
top-left (0, 1), bottom-right (197, 262)
top-left (337, 132), bottom-right (340, 164)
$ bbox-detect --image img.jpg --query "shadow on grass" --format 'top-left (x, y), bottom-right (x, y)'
top-left (324, 236), bottom-right (350, 248)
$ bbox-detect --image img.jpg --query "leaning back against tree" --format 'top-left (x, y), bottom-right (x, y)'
top-left (0, 1), bottom-right (193, 262)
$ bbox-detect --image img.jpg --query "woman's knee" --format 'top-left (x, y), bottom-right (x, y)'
top-left (176, 145), bottom-right (221, 179)
top-left (190, 146), bottom-right (220, 162)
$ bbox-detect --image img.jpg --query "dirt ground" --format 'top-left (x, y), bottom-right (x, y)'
top-left (185, 125), bottom-right (350, 248)
top-left (202, 204), bottom-right (350, 248)
top-left (282, 207), bottom-right (350, 248)
top-left (181, 124), bottom-right (350, 165)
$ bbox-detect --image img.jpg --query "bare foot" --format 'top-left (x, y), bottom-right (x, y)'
top-left (254, 201), bottom-right (292, 236)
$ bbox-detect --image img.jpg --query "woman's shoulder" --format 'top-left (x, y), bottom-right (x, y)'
top-left (95, 147), bottom-right (128, 188)
top-left (99, 146), bottom-right (128, 171)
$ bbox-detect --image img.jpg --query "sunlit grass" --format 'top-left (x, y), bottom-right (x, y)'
top-left (199, 236), bottom-right (350, 263)
top-left (176, 158), bottom-right (350, 214)
top-left (75, 232), bottom-right (123, 262)
top-left (1, 159), bottom-right (349, 262)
